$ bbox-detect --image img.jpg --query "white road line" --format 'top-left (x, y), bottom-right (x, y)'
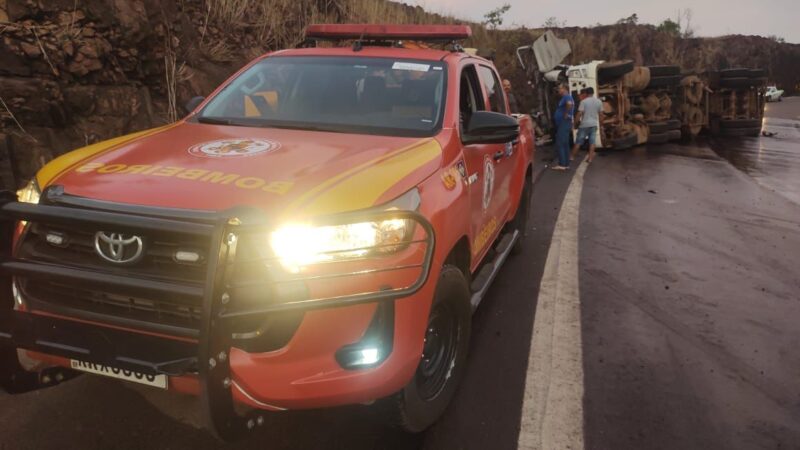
top-left (518, 161), bottom-right (587, 450)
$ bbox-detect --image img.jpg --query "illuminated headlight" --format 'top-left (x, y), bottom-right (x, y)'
top-left (16, 179), bottom-right (41, 204)
top-left (269, 188), bottom-right (420, 272)
top-left (270, 218), bottom-right (412, 272)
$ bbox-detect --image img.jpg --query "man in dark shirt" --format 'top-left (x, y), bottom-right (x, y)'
top-left (553, 84), bottom-right (573, 170)
top-left (502, 79), bottom-right (519, 114)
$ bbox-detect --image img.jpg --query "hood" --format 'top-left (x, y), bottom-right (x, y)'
top-left (45, 122), bottom-right (442, 219)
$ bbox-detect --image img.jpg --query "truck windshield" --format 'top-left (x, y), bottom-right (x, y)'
top-left (198, 56), bottom-right (447, 137)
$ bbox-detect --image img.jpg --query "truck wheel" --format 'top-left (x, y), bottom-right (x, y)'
top-left (597, 60), bottom-right (634, 84)
top-left (646, 75), bottom-right (681, 88)
top-left (719, 77), bottom-right (755, 89)
top-left (666, 119), bottom-right (682, 130)
top-left (647, 132), bottom-right (670, 144)
top-left (647, 65), bottom-right (680, 77)
top-left (720, 127), bottom-right (761, 137)
top-left (611, 132), bottom-right (638, 149)
top-left (666, 129), bottom-right (682, 141)
top-left (382, 265), bottom-right (471, 433)
top-left (720, 118), bottom-right (761, 129)
top-left (510, 175), bottom-right (532, 255)
top-left (647, 121), bottom-right (669, 134)
top-left (748, 69), bottom-right (766, 79)
top-left (720, 68), bottom-right (751, 78)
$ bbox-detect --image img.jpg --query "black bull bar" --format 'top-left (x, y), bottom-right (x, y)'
top-left (0, 190), bottom-right (434, 440)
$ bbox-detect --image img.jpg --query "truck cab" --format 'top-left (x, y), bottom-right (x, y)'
top-left (0, 24), bottom-right (534, 440)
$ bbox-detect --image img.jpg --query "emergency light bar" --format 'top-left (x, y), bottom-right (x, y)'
top-left (305, 24), bottom-right (472, 42)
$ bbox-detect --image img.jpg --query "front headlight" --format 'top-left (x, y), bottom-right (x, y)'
top-left (269, 189), bottom-right (420, 273)
top-left (16, 179), bottom-right (41, 204)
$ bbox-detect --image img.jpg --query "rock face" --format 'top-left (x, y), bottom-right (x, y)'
top-left (0, 0), bottom-right (798, 191)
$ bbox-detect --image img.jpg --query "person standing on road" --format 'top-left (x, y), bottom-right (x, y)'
top-left (571, 86), bottom-right (602, 164)
top-left (503, 79), bottom-right (520, 114)
top-left (553, 84), bottom-right (573, 170)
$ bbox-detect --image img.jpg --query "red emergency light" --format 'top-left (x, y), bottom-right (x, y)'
top-left (305, 24), bottom-right (472, 42)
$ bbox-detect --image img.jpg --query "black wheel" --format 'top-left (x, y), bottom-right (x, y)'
top-left (598, 60), bottom-right (634, 84)
top-left (720, 68), bottom-right (751, 78)
top-left (719, 126), bottom-right (762, 137)
top-left (646, 75), bottom-right (681, 88)
top-left (510, 175), bottom-right (532, 255)
top-left (720, 118), bottom-right (761, 129)
top-left (612, 132), bottom-right (638, 149)
top-left (381, 265), bottom-right (471, 433)
top-left (748, 69), bottom-right (766, 78)
top-left (647, 121), bottom-right (669, 134)
top-left (647, 65), bottom-right (680, 77)
top-left (719, 77), bottom-right (756, 89)
top-left (666, 119), bottom-right (682, 130)
top-left (647, 132), bottom-right (670, 144)
top-left (666, 129), bottom-right (682, 141)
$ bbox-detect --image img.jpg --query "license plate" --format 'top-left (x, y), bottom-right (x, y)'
top-left (70, 360), bottom-right (167, 389)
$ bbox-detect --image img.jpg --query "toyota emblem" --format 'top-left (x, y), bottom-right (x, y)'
top-left (94, 232), bottom-right (144, 264)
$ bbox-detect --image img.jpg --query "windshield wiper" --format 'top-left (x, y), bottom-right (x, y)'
top-left (197, 116), bottom-right (234, 125)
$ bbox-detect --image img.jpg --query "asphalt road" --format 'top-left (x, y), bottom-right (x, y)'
top-left (2, 100), bottom-right (800, 450)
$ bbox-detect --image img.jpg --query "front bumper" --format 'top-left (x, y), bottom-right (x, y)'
top-left (0, 189), bottom-right (435, 440)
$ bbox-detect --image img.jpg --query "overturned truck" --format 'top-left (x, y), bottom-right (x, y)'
top-left (517, 31), bottom-right (767, 148)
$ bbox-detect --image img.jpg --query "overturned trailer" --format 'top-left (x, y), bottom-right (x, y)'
top-left (517, 31), bottom-right (767, 148)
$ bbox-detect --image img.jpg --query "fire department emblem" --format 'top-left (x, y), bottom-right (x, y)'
top-left (482, 155), bottom-right (494, 211)
top-left (188, 138), bottom-right (279, 158)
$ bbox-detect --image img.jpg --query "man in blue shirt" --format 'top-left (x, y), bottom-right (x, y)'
top-left (553, 84), bottom-right (573, 170)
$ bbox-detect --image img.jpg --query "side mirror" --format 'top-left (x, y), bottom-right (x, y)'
top-left (184, 96), bottom-right (205, 114)
top-left (463, 111), bottom-right (519, 145)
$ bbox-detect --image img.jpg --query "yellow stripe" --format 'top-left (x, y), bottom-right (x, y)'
top-left (303, 139), bottom-right (441, 216)
top-left (36, 124), bottom-right (176, 188)
top-left (284, 138), bottom-right (432, 215)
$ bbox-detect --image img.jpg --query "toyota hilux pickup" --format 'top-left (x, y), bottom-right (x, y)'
top-left (0, 24), bottom-right (534, 439)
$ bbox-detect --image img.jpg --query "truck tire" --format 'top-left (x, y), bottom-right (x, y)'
top-left (647, 132), bottom-right (670, 144)
top-left (666, 129), bottom-right (682, 141)
top-left (719, 118), bottom-right (761, 129)
top-left (624, 66), bottom-right (651, 92)
top-left (612, 132), bottom-right (638, 149)
top-left (720, 127), bottom-right (761, 137)
top-left (381, 265), bottom-right (471, 433)
top-left (647, 65), bottom-right (680, 77)
top-left (598, 60), bottom-right (634, 84)
top-left (647, 121), bottom-right (669, 134)
top-left (719, 77), bottom-right (755, 89)
top-left (510, 175), bottom-right (532, 255)
top-left (720, 68), bottom-right (751, 78)
top-left (647, 75), bottom-right (681, 88)
top-left (666, 119), bottom-right (682, 130)
top-left (748, 69), bottom-right (766, 78)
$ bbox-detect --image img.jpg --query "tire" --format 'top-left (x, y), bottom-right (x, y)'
top-left (748, 69), bottom-right (766, 78)
top-left (647, 75), bottom-right (681, 88)
top-left (647, 65), bottom-right (680, 77)
top-left (719, 127), bottom-right (761, 137)
top-left (720, 118), bottom-right (761, 129)
top-left (510, 175), bottom-right (532, 255)
top-left (666, 119), bottom-right (682, 130)
top-left (598, 60), bottom-right (635, 84)
top-left (719, 77), bottom-right (756, 89)
top-left (720, 68), bottom-right (751, 78)
top-left (381, 265), bottom-right (471, 433)
top-left (612, 132), bottom-right (638, 149)
top-left (647, 132), bottom-right (670, 144)
top-left (666, 129), bottom-right (682, 141)
top-left (647, 121), bottom-right (669, 134)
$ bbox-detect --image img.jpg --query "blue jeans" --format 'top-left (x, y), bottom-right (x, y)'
top-left (555, 121), bottom-right (572, 167)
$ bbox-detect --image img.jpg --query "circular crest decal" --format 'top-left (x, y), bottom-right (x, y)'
top-left (482, 155), bottom-right (495, 211)
top-left (188, 138), bottom-right (279, 158)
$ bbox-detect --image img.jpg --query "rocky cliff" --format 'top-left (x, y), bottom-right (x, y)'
top-left (1, 0), bottom-right (797, 191)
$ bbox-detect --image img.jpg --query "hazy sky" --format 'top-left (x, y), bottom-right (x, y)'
top-left (406, 0), bottom-right (800, 43)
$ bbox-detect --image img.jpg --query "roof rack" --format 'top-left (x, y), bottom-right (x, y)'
top-left (305, 24), bottom-right (472, 42)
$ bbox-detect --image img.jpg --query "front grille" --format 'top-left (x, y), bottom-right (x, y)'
top-left (20, 222), bottom-right (208, 283)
